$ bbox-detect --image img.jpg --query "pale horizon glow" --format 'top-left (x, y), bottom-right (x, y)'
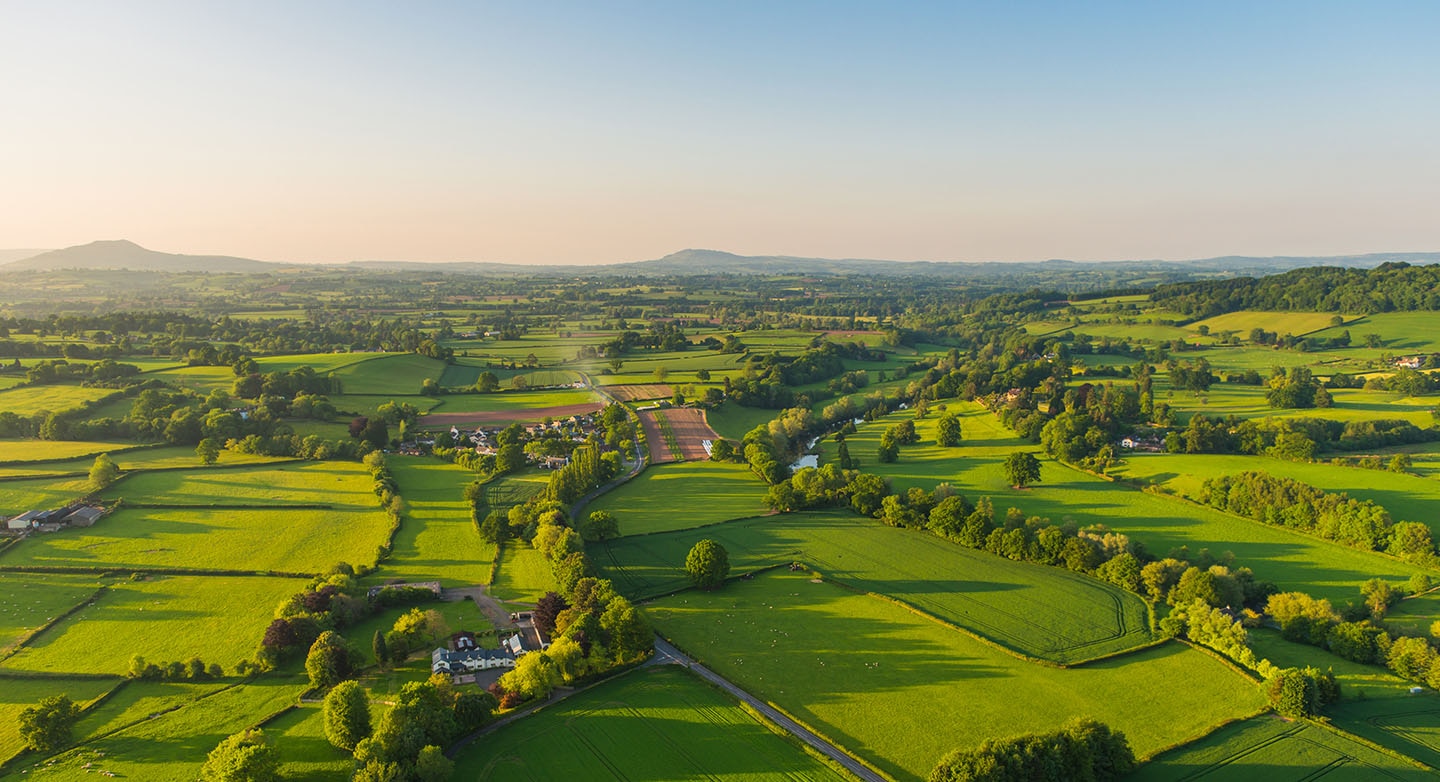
top-left (2, 1), bottom-right (1438, 266)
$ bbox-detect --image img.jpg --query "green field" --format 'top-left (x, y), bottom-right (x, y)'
top-left (602, 511), bottom-right (1154, 663)
top-left (817, 413), bottom-right (1424, 601)
top-left (0, 475), bottom-right (94, 516)
top-left (452, 665), bottom-right (852, 781)
top-left (1131, 713), bottom-right (1430, 781)
top-left (424, 387), bottom-right (598, 415)
top-left (0, 676), bottom-right (116, 764)
top-left (1192, 310), bottom-right (1349, 338)
top-left (332, 353), bottom-right (447, 395)
top-left (706, 402), bottom-right (779, 441)
top-left (1113, 452), bottom-right (1440, 533)
top-left (587, 461), bottom-right (769, 536)
top-left (0, 385), bottom-right (117, 417)
top-left (1160, 384), bottom-right (1435, 425)
top-left (263, 703), bottom-right (353, 782)
top-left (0, 573), bottom-right (101, 652)
top-left (1, 576), bottom-right (301, 675)
top-left (72, 679), bottom-right (230, 743)
top-left (1311, 312), bottom-right (1440, 354)
top-left (6, 677), bottom-right (305, 781)
top-left (100, 460), bottom-right (378, 508)
top-left (385, 457), bottom-right (496, 587)
top-left (649, 571), bottom-right (1264, 780)
top-left (491, 543), bottom-right (556, 603)
top-left (0, 441), bottom-right (137, 464)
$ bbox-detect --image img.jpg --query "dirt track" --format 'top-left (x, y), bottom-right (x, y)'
top-left (423, 402), bottom-right (604, 427)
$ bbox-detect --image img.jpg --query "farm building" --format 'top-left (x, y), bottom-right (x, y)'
top-left (64, 506), bottom-right (106, 527)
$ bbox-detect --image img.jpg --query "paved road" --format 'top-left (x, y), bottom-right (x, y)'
top-left (568, 373), bottom-right (648, 521)
top-left (651, 637), bottom-right (887, 782)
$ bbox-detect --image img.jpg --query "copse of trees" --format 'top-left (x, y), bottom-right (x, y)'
top-left (928, 718), bottom-right (1134, 782)
top-left (1150, 261), bottom-right (1440, 317)
top-left (18, 694), bottom-right (82, 753)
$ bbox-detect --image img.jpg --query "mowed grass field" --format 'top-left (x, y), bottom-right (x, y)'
top-left (1160, 384), bottom-right (1436, 426)
top-left (602, 511), bottom-right (1153, 663)
top-left (451, 665), bottom-right (852, 781)
top-left (490, 543), bottom-right (556, 604)
top-left (0, 573), bottom-right (101, 652)
top-left (1191, 310), bottom-right (1348, 337)
top-left (0, 446), bottom-right (289, 480)
top-left (706, 401), bottom-right (779, 441)
top-left (1113, 452), bottom-right (1440, 532)
top-left (0, 677), bottom-right (116, 764)
top-left (9, 677), bottom-right (306, 782)
top-left (0, 475), bottom-right (94, 516)
top-left (1130, 714), bottom-right (1431, 781)
top-left (1, 576), bottom-right (300, 675)
top-left (7, 463), bottom-right (391, 573)
top-left (1311, 312), bottom-right (1440, 354)
top-left (648, 572), bottom-right (1264, 780)
top-left (0, 385), bottom-right (116, 416)
top-left (263, 703), bottom-right (352, 782)
top-left (0, 441), bottom-right (137, 464)
top-left (821, 411), bottom-right (1425, 601)
top-left (587, 461), bottom-right (769, 536)
top-left (332, 353), bottom-right (447, 395)
top-left (385, 457), bottom-right (496, 587)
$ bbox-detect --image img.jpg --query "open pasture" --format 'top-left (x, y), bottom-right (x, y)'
top-left (648, 571), bottom-right (1264, 780)
top-left (1131, 714), bottom-right (1429, 781)
top-left (3, 504), bottom-right (388, 574)
top-left (587, 461), bottom-right (768, 536)
top-left (0, 385), bottom-right (116, 416)
top-left (100, 460), bottom-right (379, 509)
top-left (72, 679), bottom-right (229, 743)
top-left (1192, 310), bottom-right (1348, 338)
top-left (490, 543), bottom-right (556, 603)
top-left (451, 665), bottom-right (851, 781)
top-left (0, 445), bottom-right (287, 480)
top-left (0, 441), bottom-right (137, 464)
top-left (603, 511), bottom-right (1154, 663)
top-left (921, 455), bottom-right (1423, 602)
top-left (385, 457), bottom-right (496, 587)
top-left (1112, 452), bottom-right (1440, 533)
top-left (438, 362), bottom-right (579, 389)
top-left (0, 572), bottom-right (101, 652)
top-left (705, 401), bottom-right (779, 441)
top-left (1161, 384), bottom-right (1434, 425)
top-left (10, 677), bottom-right (305, 781)
top-left (474, 469), bottom-right (549, 514)
top-left (0, 475), bottom-right (95, 516)
top-left (332, 352), bottom-right (447, 395)
top-left (264, 703), bottom-right (353, 782)
top-left (1, 576), bottom-right (301, 675)
top-left (0, 677), bottom-right (116, 764)
top-left (1312, 312), bottom-right (1440, 354)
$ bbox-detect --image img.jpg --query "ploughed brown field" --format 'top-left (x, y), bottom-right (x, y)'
top-left (606, 383), bottom-right (673, 402)
top-left (638, 407), bottom-right (719, 463)
top-left (424, 402), bottom-right (605, 427)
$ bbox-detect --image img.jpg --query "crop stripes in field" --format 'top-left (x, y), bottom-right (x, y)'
top-left (651, 411), bottom-right (682, 460)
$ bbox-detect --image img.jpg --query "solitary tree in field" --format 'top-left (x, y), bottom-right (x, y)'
top-left (322, 680), bottom-right (372, 751)
top-left (475, 370), bottom-right (499, 392)
top-left (18, 694), bottom-right (81, 752)
top-left (88, 454), bottom-right (119, 492)
top-left (686, 539), bottom-right (730, 590)
top-left (196, 437), bottom-right (221, 466)
top-left (200, 729), bottom-right (279, 782)
top-left (1003, 452), bottom-right (1042, 489)
top-left (936, 413), bottom-right (962, 447)
top-left (582, 510), bottom-right (620, 542)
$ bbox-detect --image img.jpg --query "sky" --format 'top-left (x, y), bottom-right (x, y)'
top-left (1, 1), bottom-right (1438, 265)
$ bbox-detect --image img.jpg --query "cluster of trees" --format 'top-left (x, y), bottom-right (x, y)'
top-left (1151, 261), bottom-right (1440, 317)
top-left (1266, 367), bottom-right (1327, 409)
top-left (254, 563), bottom-right (395, 671)
top-left (494, 577), bottom-right (652, 705)
top-left (1165, 414), bottom-right (1438, 458)
top-left (927, 718), bottom-right (1134, 782)
top-left (1199, 471), bottom-right (1431, 557)
top-left (540, 443), bottom-right (621, 505)
top-left (127, 654), bottom-right (225, 681)
top-left (876, 419), bottom-right (919, 462)
top-left (349, 677), bottom-right (490, 781)
top-left (366, 453), bottom-right (407, 565)
top-left (17, 695), bottom-right (82, 753)
top-left (20, 358), bottom-right (142, 386)
top-left (1364, 367), bottom-right (1440, 396)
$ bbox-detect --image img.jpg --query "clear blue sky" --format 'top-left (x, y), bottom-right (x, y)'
top-left (1, 1), bottom-right (1436, 264)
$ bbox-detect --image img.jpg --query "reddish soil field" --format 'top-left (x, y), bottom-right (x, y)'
top-left (638, 407), bottom-right (719, 463)
top-left (606, 383), bottom-right (673, 402)
top-left (423, 402), bottom-right (604, 427)
top-left (822, 330), bottom-right (885, 340)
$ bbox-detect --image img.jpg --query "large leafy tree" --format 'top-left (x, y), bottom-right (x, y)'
top-left (18, 694), bottom-right (81, 752)
top-left (199, 729), bottom-right (280, 782)
top-left (685, 539), bottom-right (730, 590)
top-left (305, 631), bottom-right (353, 690)
top-left (1002, 451), bottom-right (1042, 489)
top-left (322, 680), bottom-right (372, 751)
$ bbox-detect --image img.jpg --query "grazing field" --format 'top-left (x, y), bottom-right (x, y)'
top-left (385, 457), bottom-right (496, 587)
top-left (1191, 310), bottom-right (1348, 337)
top-left (0, 475), bottom-right (95, 516)
top-left (587, 461), bottom-right (769, 536)
top-left (332, 353), bottom-right (447, 395)
top-left (101, 461), bottom-right (379, 508)
top-left (706, 401), bottom-right (779, 441)
top-left (1113, 452), bottom-right (1440, 532)
top-left (0, 385), bottom-right (116, 416)
top-left (264, 703), bottom-right (353, 782)
top-left (820, 415), bottom-right (1424, 602)
top-left (9, 677), bottom-right (306, 782)
top-left (649, 571), bottom-right (1264, 780)
top-left (0, 441), bottom-right (136, 464)
top-left (421, 393), bottom-right (602, 427)
top-left (1160, 385), bottom-right (1435, 425)
top-left (0, 573), bottom-right (101, 652)
top-left (72, 679), bottom-right (229, 742)
top-left (603, 511), bottom-right (1154, 663)
top-left (1, 576), bottom-right (301, 675)
top-left (473, 469), bottom-right (550, 515)
top-left (490, 543), bottom-right (557, 603)
top-left (438, 363), bottom-right (580, 389)
top-left (451, 665), bottom-right (851, 781)
top-left (2, 504), bottom-right (389, 573)
top-left (604, 383), bottom-right (672, 401)
top-left (1131, 713), bottom-right (1430, 781)
top-left (1311, 312), bottom-right (1440, 354)
top-left (0, 677), bottom-right (116, 764)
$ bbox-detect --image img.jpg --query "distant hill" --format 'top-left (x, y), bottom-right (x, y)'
top-left (0, 249), bottom-right (50, 265)
top-left (2, 240), bottom-right (276, 273)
